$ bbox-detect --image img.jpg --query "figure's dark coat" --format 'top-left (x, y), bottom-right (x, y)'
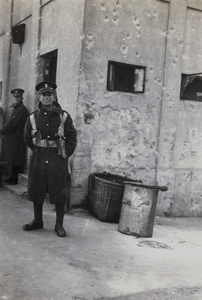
top-left (24, 102), bottom-right (77, 204)
top-left (1, 101), bottom-right (28, 166)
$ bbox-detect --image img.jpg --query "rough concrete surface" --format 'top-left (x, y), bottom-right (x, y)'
top-left (0, 188), bottom-right (202, 300)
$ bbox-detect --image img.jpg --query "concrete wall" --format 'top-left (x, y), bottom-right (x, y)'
top-left (156, 0), bottom-right (202, 216)
top-left (39, 0), bottom-right (84, 118)
top-left (0, 0), bottom-right (11, 108)
top-left (72, 0), bottom-right (202, 216)
top-left (0, 0), bottom-right (12, 154)
top-left (170, 0), bottom-right (202, 216)
top-left (73, 0), bottom-right (170, 207)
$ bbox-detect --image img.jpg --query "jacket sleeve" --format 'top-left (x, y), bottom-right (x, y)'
top-left (64, 113), bottom-right (77, 157)
top-left (1, 106), bottom-right (27, 134)
top-left (24, 116), bottom-right (35, 150)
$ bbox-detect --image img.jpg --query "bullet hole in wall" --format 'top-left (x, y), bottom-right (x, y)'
top-left (83, 104), bottom-right (94, 124)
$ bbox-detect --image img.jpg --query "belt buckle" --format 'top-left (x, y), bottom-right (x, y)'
top-left (41, 139), bottom-right (48, 148)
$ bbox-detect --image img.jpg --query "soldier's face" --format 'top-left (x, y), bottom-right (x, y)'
top-left (13, 95), bottom-right (22, 104)
top-left (40, 92), bottom-right (54, 107)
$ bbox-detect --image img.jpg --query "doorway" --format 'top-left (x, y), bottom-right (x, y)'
top-left (40, 49), bottom-right (58, 83)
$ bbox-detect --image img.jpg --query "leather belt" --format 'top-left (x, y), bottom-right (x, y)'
top-left (34, 139), bottom-right (58, 148)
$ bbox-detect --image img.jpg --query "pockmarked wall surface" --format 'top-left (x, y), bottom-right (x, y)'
top-left (73, 0), bottom-right (170, 208)
top-left (73, 0), bottom-right (202, 216)
top-left (172, 3), bottom-right (202, 216)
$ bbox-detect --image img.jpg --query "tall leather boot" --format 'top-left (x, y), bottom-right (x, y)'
top-left (23, 203), bottom-right (43, 231)
top-left (55, 202), bottom-right (66, 237)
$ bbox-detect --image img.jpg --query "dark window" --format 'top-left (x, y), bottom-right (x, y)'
top-left (107, 61), bottom-right (146, 94)
top-left (41, 49), bottom-right (58, 83)
top-left (180, 73), bottom-right (202, 101)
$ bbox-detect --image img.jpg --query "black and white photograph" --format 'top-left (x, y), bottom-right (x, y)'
top-left (0, 0), bottom-right (202, 299)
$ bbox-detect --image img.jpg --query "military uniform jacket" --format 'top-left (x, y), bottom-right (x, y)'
top-left (1, 101), bottom-right (28, 166)
top-left (24, 101), bottom-right (77, 204)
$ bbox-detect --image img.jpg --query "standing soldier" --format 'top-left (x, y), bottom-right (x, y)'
top-left (0, 88), bottom-right (28, 185)
top-left (23, 81), bottom-right (77, 237)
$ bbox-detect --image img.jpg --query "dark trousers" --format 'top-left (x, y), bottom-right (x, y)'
top-left (34, 202), bottom-right (65, 224)
top-left (11, 166), bottom-right (22, 183)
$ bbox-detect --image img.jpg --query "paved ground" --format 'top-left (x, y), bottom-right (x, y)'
top-left (0, 188), bottom-right (202, 300)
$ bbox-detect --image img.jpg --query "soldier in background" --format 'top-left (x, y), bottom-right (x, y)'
top-left (23, 81), bottom-right (77, 237)
top-left (0, 88), bottom-right (28, 185)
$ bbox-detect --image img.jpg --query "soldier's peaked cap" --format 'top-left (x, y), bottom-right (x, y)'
top-left (11, 88), bottom-right (24, 96)
top-left (36, 81), bottom-right (57, 93)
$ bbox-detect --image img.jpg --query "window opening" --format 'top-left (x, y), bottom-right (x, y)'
top-left (107, 60), bottom-right (146, 94)
top-left (180, 73), bottom-right (202, 101)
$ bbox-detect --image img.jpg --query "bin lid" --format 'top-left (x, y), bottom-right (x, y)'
top-left (91, 172), bottom-right (142, 186)
top-left (124, 181), bottom-right (168, 192)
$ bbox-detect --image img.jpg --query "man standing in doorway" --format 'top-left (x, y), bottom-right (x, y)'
top-left (0, 88), bottom-right (28, 185)
top-left (23, 81), bottom-right (77, 237)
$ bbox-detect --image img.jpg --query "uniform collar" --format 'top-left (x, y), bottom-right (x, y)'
top-left (10, 101), bottom-right (23, 108)
top-left (38, 101), bottom-right (62, 114)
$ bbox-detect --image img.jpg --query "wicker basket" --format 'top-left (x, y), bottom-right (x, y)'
top-left (88, 172), bottom-right (139, 223)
